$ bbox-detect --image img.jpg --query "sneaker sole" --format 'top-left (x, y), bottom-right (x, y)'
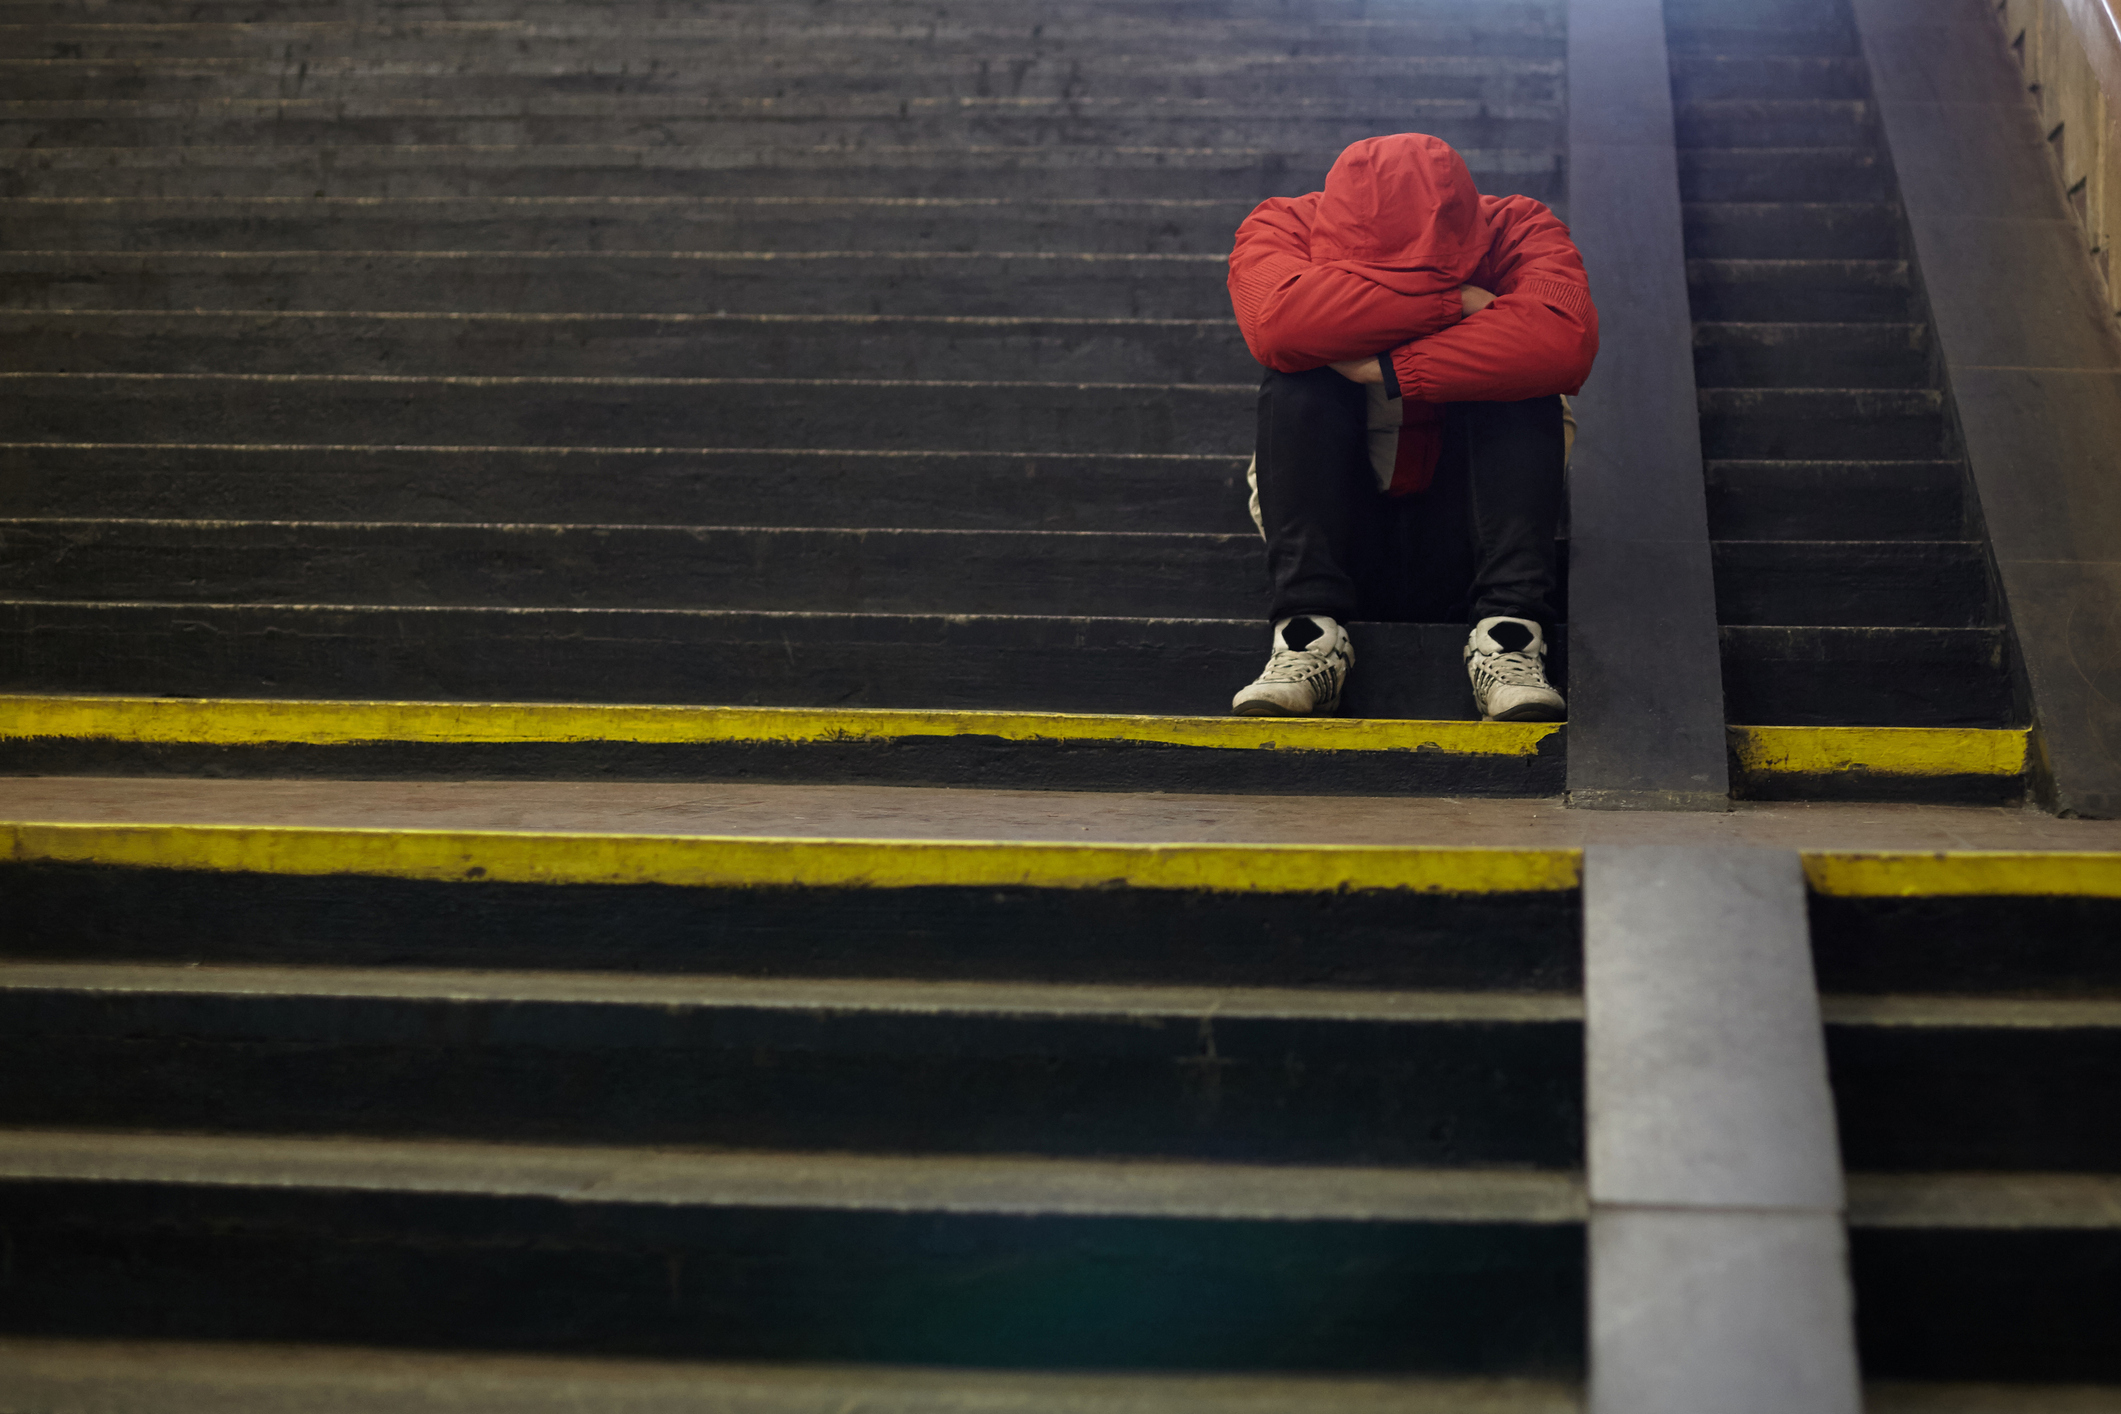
top-left (1231, 700), bottom-right (1306, 717)
top-left (1485, 703), bottom-right (1567, 723)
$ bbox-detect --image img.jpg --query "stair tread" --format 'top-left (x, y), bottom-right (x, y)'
top-left (0, 1126), bottom-right (1588, 1221)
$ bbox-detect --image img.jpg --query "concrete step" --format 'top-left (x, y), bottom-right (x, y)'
top-left (0, 144), bottom-right (1562, 201)
top-left (0, 826), bottom-right (1584, 987)
top-left (0, 251), bottom-right (1237, 319)
top-left (0, 374), bottom-right (1255, 456)
top-left (1668, 54), bottom-right (1868, 101)
top-left (0, 1336), bottom-right (1588, 1414)
top-left (1814, 857), bottom-right (2121, 1383)
top-left (0, 1127), bottom-right (1586, 1371)
top-left (0, 603), bottom-right (1532, 720)
top-left (1692, 321), bottom-right (1928, 389)
top-left (1720, 625), bottom-right (2014, 728)
top-left (1686, 258), bottom-right (1914, 322)
top-left (0, 17), bottom-right (1568, 63)
top-left (1698, 387), bottom-right (1946, 460)
top-left (0, 693), bottom-right (1566, 794)
top-left (1673, 97), bottom-right (1872, 148)
top-left (0, 520), bottom-right (1270, 619)
top-left (0, 960), bottom-right (1581, 1164)
top-left (1704, 460), bottom-right (1967, 541)
top-left (1679, 147), bottom-right (1888, 203)
top-left (0, 53), bottom-right (1564, 104)
top-left (0, 99), bottom-right (1563, 154)
top-left (1664, 25), bottom-right (1858, 60)
top-left (1681, 202), bottom-right (1901, 261)
top-left (0, 311), bottom-right (1258, 384)
top-left (0, 0), bottom-right (1569, 22)
top-left (0, 444), bottom-right (1257, 535)
top-left (0, 196), bottom-right (1266, 254)
top-left (1711, 540), bottom-right (1995, 629)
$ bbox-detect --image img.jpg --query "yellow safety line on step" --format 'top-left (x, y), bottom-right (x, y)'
top-left (0, 822), bottom-right (1583, 894)
top-left (1804, 851), bottom-right (2121, 898)
top-left (1730, 725), bottom-right (2028, 778)
top-left (0, 695), bottom-right (1558, 758)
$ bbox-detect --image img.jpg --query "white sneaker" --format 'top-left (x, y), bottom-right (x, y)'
top-left (1232, 615), bottom-right (1353, 716)
top-left (1465, 616), bottom-right (1566, 722)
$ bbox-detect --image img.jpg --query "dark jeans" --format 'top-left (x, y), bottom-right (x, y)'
top-left (1255, 366), bottom-right (1566, 628)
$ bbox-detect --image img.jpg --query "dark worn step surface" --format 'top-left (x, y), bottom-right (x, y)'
top-left (1712, 540), bottom-right (1990, 628)
top-left (0, 311), bottom-right (1257, 383)
top-left (1693, 321), bottom-right (1927, 388)
top-left (0, 603), bottom-right (1534, 720)
top-left (0, 444), bottom-right (1257, 534)
top-left (0, 251), bottom-right (1236, 319)
top-left (1720, 626), bottom-right (2012, 727)
top-left (1, 374), bottom-right (1254, 456)
top-left (0, 1129), bottom-right (1587, 1373)
top-left (0, 520), bottom-right (1267, 619)
top-left (0, 962), bottom-right (1581, 1164)
top-left (0, 196), bottom-right (1266, 254)
top-left (1705, 461), bottom-right (1966, 541)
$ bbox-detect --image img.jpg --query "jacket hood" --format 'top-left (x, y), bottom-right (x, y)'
top-left (1309, 133), bottom-right (1488, 297)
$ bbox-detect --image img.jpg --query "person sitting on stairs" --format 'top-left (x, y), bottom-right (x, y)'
top-left (1226, 132), bottom-right (1600, 721)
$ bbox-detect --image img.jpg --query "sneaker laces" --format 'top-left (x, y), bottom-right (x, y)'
top-left (1475, 648), bottom-right (1548, 688)
top-left (1257, 646), bottom-right (1333, 684)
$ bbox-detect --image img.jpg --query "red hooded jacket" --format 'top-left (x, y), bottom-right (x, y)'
top-left (1227, 133), bottom-right (1599, 493)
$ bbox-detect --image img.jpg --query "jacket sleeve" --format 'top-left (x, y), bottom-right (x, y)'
top-left (1386, 196), bottom-right (1599, 403)
top-left (1228, 197), bottom-right (1465, 371)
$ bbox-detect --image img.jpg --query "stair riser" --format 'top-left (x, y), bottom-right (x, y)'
top-left (1665, 27), bottom-right (1858, 59)
top-left (0, 446), bottom-right (1258, 535)
top-left (0, 60), bottom-right (1565, 104)
top-left (1687, 275), bottom-right (1915, 323)
top-left (0, 0), bottom-right (1572, 22)
top-left (1681, 206), bottom-right (1899, 260)
top-left (1668, 57), bottom-right (1866, 101)
top-left (1, 379), bottom-right (1257, 457)
top-left (1713, 542), bottom-right (1991, 628)
top-left (1699, 408), bottom-right (1947, 460)
top-left (1705, 462), bottom-right (1966, 540)
top-left (1851, 1229), bottom-right (2121, 1383)
top-left (0, 523), bottom-right (1269, 619)
top-left (0, 255), bottom-right (1239, 320)
top-left (0, 992), bottom-right (1582, 1165)
top-left (0, 607), bottom-right (1546, 720)
top-left (1721, 626), bottom-right (2015, 727)
top-left (1, 154), bottom-right (1562, 202)
top-left (1694, 338), bottom-right (1928, 390)
top-left (1679, 151), bottom-right (1888, 203)
top-left (1829, 1026), bottom-right (2121, 1171)
top-left (0, 1180), bottom-right (1588, 1373)
top-left (1674, 105), bottom-right (1871, 148)
top-left (1, 861), bottom-right (1583, 990)
top-left (0, 315), bottom-right (1261, 385)
top-left (0, 201), bottom-right (1266, 255)
top-left (1, 733), bottom-right (1567, 794)
top-left (3, 29), bottom-right (1570, 64)
top-left (0, 112), bottom-right (1566, 152)
top-left (1811, 895), bottom-right (2121, 994)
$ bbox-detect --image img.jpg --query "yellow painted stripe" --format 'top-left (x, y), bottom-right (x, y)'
top-left (0, 822), bottom-right (1582, 894)
top-left (1804, 851), bottom-right (2121, 898)
top-left (0, 695), bottom-right (1556, 758)
top-left (1730, 725), bottom-right (2028, 779)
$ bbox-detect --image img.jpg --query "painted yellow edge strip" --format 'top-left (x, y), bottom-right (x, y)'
top-left (1730, 725), bottom-right (2029, 779)
top-left (0, 822), bottom-right (1583, 894)
top-left (0, 695), bottom-right (1557, 758)
top-left (1805, 851), bottom-right (2121, 898)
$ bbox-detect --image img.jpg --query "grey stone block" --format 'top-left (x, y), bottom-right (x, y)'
top-left (1591, 1207), bottom-right (1861, 1414)
top-left (1584, 846), bottom-right (1842, 1210)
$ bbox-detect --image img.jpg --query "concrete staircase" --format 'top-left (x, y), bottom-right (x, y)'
top-left (1666, 0), bottom-right (2026, 803)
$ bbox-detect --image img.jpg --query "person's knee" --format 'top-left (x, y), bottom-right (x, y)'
top-left (1260, 365), bottom-right (1363, 422)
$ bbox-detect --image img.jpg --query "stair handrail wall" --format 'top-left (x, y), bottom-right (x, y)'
top-left (1995, 0), bottom-right (2121, 309)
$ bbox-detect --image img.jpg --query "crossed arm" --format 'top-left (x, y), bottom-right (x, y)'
top-left (1328, 285), bottom-right (1496, 384)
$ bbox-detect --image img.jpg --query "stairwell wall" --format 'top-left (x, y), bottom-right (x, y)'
top-left (1993, 0), bottom-right (2121, 306)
